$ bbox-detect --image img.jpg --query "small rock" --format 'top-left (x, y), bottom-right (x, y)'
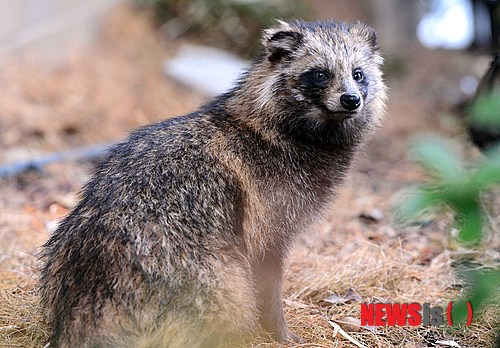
top-left (359, 208), bottom-right (384, 223)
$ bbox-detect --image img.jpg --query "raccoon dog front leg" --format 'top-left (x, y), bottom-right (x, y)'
top-left (254, 250), bottom-right (301, 343)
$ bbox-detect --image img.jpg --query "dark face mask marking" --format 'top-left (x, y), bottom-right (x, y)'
top-left (297, 68), bottom-right (331, 106)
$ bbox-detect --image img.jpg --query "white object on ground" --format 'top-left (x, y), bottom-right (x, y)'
top-left (163, 44), bottom-right (249, 97)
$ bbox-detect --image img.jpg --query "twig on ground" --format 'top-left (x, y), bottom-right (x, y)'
top-left (0, 143), bottom-right (113, 179)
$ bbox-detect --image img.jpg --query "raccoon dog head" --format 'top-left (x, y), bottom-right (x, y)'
top-left (260, 20), bottom-right (386, 143)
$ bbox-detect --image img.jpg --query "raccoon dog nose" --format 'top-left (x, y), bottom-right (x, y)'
top-left (340, 94), bottom-right (361, 111)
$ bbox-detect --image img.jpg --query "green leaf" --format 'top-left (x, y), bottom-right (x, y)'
top-left (468, 90), bottom-right (500, 129)
top-left (455, 204), bottom-right (483, 245)
top-left (397, 188), bottom-right (440, 222)
top-left (452, 269), bottom-right (500, 325)
top-left (473, 145), bottom-right (500, 187)
top-left (411, 137), bottom-right (462, 180)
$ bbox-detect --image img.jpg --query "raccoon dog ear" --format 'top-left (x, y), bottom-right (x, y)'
top-left (353, 23), bottom-right (379, 51)
top-left (366, 27), bottom-right (378, 50)
top-left (263, 23), bottom-right (303, 63)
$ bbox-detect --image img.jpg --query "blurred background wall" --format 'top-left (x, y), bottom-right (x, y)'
top-left (1, 0), bottom-right (497, 63)
top-left (0, 0), bottom-right (122, 63)
top-left (0, 0), bottom-right (424, 63)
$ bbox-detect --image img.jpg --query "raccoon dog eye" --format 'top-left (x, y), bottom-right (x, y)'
top-left (353, 69), bottom-right (364, 82)
top-left (313, 70), bottom-right (329, 82)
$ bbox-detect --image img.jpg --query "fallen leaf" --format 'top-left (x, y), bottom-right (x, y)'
top-left (283, 299), bottom-right (310, 309)
top-left (323, 293), bottom-right (346, 304)
top-left (436, 340), bottom-right (461, 347)
top-left (323, 288), bottom-right (363, 305)
top-left (336, 316), bottom-right (361, 332)
top-left (344, 288), bottom-right (363, 302)
top-left (336, 316), bottom-right (377, 333)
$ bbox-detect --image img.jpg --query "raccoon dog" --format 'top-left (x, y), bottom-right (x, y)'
top-left (40, 19), bottom-right (386, 347)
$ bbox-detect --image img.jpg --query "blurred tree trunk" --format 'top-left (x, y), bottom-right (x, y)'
top-left (306, 0), bottom-right (422, 50)
top-left (307, 0), bottom-right (368, 22)
top-left (368, 0), bottom-right (423, 49)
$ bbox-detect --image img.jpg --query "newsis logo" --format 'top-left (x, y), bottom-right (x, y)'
top-left (360, 302), bottom-right (473, 327)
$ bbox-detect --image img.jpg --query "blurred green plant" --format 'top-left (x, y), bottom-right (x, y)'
top-left (400, 137), bottom-right (500, 245)
top-left (134, 0), bottom-right (312, 56)
top-left (468, 89), bottom-right (500, 129)
top-left (399, 91), bottom-right (500, 326)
